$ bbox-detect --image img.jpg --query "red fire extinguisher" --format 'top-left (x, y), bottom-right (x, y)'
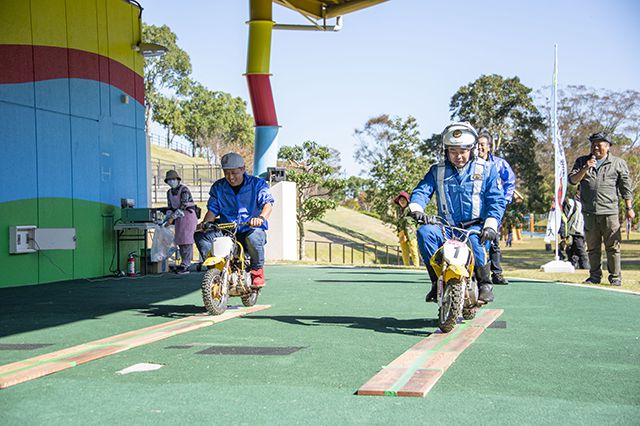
top-left (127, 252), bottom-right (136, 276)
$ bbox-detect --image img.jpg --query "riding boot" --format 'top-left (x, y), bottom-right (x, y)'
top-left (425, 265), bottom-right (438, 303)
top-left (475, 264), bottom-right (494, 303)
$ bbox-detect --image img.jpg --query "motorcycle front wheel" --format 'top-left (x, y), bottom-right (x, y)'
top-left (201, 269), bottom-right (229, 315)
top-left (241, 290), bottom-right (259, 307)
top-left (438, 281), bottom-right (463, 333)
top-left (462, 307), bottom-right (478, 320)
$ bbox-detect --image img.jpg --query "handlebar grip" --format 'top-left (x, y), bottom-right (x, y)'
top-left (216, 222), bottom-right (237, 229)
top-left (458, 218), bottom-right (483, 229)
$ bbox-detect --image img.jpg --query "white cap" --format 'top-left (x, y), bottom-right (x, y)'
top-left (442, 122), bottom-right (478, 150)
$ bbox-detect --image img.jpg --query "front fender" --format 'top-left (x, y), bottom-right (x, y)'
top-left (444, 264), bottom-right (470, 282)
top-left (202, 256), bottom-right (225, 270)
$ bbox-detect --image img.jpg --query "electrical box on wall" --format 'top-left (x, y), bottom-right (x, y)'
top-left (9, 226), bottom-right (77, 254)
top-left (9, 226), bottom-right (36, 254)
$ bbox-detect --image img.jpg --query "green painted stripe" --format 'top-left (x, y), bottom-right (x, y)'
top-left (386, 324), bottom-right (469, 393)
top-left (0, 361), bottom-right (77, 378)
top-left (383, 308), bottom-right (495, 394)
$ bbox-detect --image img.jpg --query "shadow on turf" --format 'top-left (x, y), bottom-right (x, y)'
top-left (137, 304), bottom-right (206, 318)
top-left (325, 270), bottom-right (426, 275)
top-left (0, 273), bottom-right (203, 338)
top-left (245, 315), bottom-right (437, 336)
top-left (314, 279), bottom-right (424, 284)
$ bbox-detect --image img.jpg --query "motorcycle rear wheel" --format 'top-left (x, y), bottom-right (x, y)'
top-left (438, 281), bottom-right (463, 333)
top-left (201, 269), bottom-right (229, 315)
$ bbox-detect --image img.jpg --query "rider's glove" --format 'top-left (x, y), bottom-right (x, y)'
top-left (480, 227), bottom-right (497, 243)
top-left (408, 210), bottom-right (436, 225)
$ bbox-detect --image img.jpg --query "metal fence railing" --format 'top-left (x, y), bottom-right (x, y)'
top-left (151, 161), bottom-right (222, 204)
top-left (303, 240), bottom-right (424, 267)
top-left (149, 132), bottom-right (194, 157)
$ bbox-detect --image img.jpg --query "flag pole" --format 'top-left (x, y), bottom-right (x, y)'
top-left (541, 44), bottom-right (575, 273)
top-left (552, 44), bottom-right (560, 261)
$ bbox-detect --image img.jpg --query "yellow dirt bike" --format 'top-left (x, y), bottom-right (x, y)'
top-left (428, 218), bottom-right (485, 333)
top-left (200, 222), bottom-right (259, 315)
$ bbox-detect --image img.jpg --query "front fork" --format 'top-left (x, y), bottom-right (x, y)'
top-left (436, 276), bottom-right (444, 308)
top-left (220, 257), bottom-right (232, 297)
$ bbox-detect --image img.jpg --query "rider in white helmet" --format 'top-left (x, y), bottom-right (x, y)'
top-left (408, 122), bottom-right (507, 303)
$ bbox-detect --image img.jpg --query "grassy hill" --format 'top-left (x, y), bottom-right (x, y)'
top-left (306, 206), bottom-right (398, 246)
top-left (302, 206), bottom-right (403, 265)
top-left (150, 144), bottom-right (210, 166)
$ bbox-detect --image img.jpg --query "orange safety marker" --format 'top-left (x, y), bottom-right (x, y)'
top-left (357, 309), bottom-right (503, 397)
top-left (0, 305), bottom-right (270, 389)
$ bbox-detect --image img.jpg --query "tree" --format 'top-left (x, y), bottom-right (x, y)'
top-left (142, 23), bottom-right (192, 135)
top-left (536, 86), bottom-right (640, 225)
top-left (278, 141), bottom-right (345, 260)
top-left (180, 81), bottom-right (254, 162)
top-left (153, 95), bottom-right (185, 146)
top-left (339, 176), bottom-right (376, 212)
top-left (449, 74), bottom-right (548, 212)
top-left (354, 115), bottom-right (395, 174)
top-left (355, 115), bottom-right (434, 223)
top-left (625, 148), bottom-right (640, 227)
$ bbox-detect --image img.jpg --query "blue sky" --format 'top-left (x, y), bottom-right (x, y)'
top-left (143, 0), bottom-right (640, 176)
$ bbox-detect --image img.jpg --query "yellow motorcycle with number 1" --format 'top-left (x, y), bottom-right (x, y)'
top-left (425, 218), bottom-right (485, 333)
top-left (200, 222), bottom-right (259, 316)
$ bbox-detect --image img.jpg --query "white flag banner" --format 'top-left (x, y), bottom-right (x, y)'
top-left (544, 208), bottom-right (557, 243)
top-left (550, 45), bottom-right (567, 254)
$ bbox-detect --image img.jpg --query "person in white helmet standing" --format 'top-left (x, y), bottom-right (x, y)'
top-left (408, 122), bottom-right (507, 304)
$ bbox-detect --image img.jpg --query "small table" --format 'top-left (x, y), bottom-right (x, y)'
top-left (114, 222), bottom-right (158, 275)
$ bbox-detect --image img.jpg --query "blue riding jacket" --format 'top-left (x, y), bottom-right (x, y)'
top-left (206, 173), bottom-right (275, 233)
top-left (410, 158), bottom-right (506, 229)
top-left (488, 153), bottom-right (516, 204)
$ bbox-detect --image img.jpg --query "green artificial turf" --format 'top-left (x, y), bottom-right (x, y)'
top-left (0, 266), bottom-right (638, 425)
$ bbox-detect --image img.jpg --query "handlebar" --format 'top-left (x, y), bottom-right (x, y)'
top-left (419, 216), bottom-right (482, 238)
top-left (438, 222), bottom-right (482, 236)
top-left (202, 221), bottom-right (252, 231)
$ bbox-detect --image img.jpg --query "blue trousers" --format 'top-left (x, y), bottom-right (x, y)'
top-left (416, 224), bottom-right (489, 268)
top-left (195, 228), bottom-right (266, 270)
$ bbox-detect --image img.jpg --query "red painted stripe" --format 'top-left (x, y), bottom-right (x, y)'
top-left (246, 74), bottom-right (278, 126)
top-left (0, 44), bottom-right (144, 105)
top-left (0, 44), bottom-right (34, 83)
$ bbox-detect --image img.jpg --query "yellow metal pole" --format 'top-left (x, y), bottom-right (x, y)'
top-left (247, 0), bottom-right (273, 75)
top-left (247, 0), bottom-right (278, 176)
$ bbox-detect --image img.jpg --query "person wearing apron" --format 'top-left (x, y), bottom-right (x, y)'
top-left (165, 170), bottom-right (198, 274)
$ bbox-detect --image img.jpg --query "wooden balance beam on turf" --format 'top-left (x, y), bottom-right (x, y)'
top-left (0, 305), bottom-right (270, 389)
top-left (357, 309), bottom-right (503, 397)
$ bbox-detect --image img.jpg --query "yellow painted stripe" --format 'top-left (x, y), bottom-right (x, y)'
top-left (0, 0), bottom-right (32, 45)
top-left (0, 0), bottom-right (142, 76)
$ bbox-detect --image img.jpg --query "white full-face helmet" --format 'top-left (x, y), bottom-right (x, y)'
top-left (442, 122), bottom-right (478, 152)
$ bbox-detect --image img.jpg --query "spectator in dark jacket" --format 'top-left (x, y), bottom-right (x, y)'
top-left (568, 132), bottom-right (635, 286)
